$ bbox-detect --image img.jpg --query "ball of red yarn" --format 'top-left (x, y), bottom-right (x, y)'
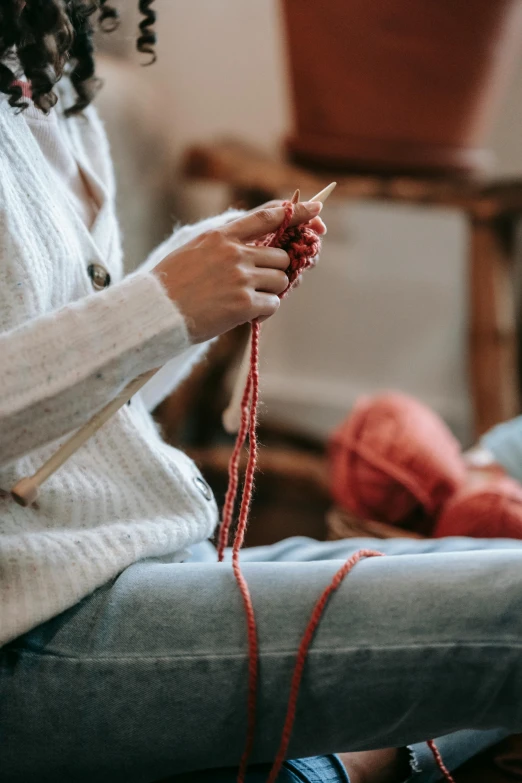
top-left (328, 392), bottom-right (466, 527)
top-left (434, 476), bottom-right (522, 539)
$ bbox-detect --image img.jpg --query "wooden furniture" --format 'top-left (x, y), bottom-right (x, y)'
top-left (326, 506), bottom-right (425, 542)
top-left (183, 140), bottom-right (522, 437)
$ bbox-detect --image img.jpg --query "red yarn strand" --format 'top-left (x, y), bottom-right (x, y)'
top-left (216, 203), bottom-right (452, 783)
top-left (427, 740), bottom-right (456, 783)
top-left (233, 320), bottom-right (261, 554)
top-left (218, 368), bottom-right (253, 561)
top-left (231, 321), bottom-right (262, 781)
top-left (232, 540), bottom-right (260, 782)
top-left (266, 549), bottom-right (384, 783)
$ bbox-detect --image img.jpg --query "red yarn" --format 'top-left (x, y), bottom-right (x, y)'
top-left (434, 476), bottom-right (522, 540)
top-left (328, 393), bottom-right (466, 532)
top-left (11, 79), bottom-right (32, 99)
top-left (427, 739), bottom-right (455, 781)
top-left (217, 207), bottom-right (453, 783)
top-left (266, 548), bottom-right (383, 783)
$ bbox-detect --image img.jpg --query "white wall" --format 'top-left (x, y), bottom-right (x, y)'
top-left (490, 47), bottom-right (522, 176)
top-left (124, 0), bottom-right (291, 158)
top-left (104, 1), bottom-right (522, 444)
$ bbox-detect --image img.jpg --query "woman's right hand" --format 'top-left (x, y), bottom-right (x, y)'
top-left (152, 201), bottom-right (323, 344)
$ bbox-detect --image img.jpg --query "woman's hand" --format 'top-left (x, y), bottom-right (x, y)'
top-left (153, 201), bottom-right (323, 344)
top-left (253, 199), bottom-right (327, 237)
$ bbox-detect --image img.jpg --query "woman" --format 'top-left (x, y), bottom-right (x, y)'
top-left (0, 3), bottom-right (521, 782)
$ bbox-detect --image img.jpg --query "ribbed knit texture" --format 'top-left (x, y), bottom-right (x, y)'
top-left (23, 96), bottom-right (100, 229)
top-left (0, 78), bottom-right (243, 646)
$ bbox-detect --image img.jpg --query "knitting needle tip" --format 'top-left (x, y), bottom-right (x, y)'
top-left (310, 182), bottom-right (337, 204)
top-left (11, 477), bottom-right (38, 507)
top-left (290, 188), bottom-right (300, 204)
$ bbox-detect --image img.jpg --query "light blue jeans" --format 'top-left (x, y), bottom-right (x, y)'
top-left (2, 417), bottom-right (522, 783)
top-left (1, 534), bottom-right (521, 782)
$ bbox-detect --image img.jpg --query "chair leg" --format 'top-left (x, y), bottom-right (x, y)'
top-left (468, 214), bottom-right (520, 437)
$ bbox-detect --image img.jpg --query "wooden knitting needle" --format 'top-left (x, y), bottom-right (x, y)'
top-left (11, 182), bottom-right (336, 506)
top-left (11, 368), bottom-right (157, 506)
top-left (222, 182), bottom-right (336, 434)
top-left (311, 181), bottom-right (337, 203)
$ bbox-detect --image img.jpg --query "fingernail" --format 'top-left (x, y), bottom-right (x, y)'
top-left (303, 200), bottom-right (323, 215)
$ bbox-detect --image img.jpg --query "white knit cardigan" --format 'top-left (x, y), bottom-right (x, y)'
top-left (0, 80), bottom-right (243, 646)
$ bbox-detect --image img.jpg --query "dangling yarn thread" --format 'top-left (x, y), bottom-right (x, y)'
top-left (216, 203), bottom-right (454, 783)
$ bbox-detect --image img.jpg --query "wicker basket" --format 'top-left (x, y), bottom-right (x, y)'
top-left (326, 507), bottom-right (425, 541)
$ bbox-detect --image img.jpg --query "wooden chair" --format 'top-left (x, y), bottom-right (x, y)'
top-left (182, 139), bottom-right (522, 439)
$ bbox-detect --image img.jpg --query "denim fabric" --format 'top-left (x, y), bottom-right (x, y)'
top-left (285, 755), bottom-right (349, 782)
top-left (1, 534), bottom-right (521, 782)
top-left (171, 755), bottom-right (349, 783)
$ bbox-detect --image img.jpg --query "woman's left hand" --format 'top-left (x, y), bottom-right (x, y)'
top-left (251, 199), bottom-right (327, 236)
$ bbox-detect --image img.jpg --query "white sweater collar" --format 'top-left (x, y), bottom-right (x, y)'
top-left (0, 79), bottom-right (114, 267)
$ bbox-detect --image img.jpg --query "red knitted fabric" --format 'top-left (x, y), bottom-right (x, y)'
top-left (216, 204), bottom-right (453, 783)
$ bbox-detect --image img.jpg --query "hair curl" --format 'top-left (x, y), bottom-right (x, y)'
top-left (0, 0), bottom-right (158, 115)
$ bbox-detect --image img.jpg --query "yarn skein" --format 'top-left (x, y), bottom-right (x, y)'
top-left (434, 476), bottom-right (522, 539)
top-left (329, 393), bottom-right (467, 532)
top-left (329, 391), bottom-right (522, 543)
top-left (217, 207), bottom-right (454, 783)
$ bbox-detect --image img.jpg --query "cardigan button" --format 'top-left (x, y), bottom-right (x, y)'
top-left (87, 263), bottom-right (111, 291)
top-left (193, 476), bottom-right (213, 501)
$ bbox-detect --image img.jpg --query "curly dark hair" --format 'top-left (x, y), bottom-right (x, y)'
top-left (0, 0), bottom-right (157, 115)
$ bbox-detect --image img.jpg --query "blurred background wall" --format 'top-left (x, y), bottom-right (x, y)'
top-left (95, 0), bottom-right (522, 446)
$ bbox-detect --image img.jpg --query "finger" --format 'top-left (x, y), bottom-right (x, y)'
top-left (256, 200), bottom-right (284, 210)
top-left (224, 201), bottom-right (323, 243)
top-left (309, 216), bottom-right (327, 235)
top-left (253, 268), bottom-right (288, 295)
top-left (252, 213), bottom-right (326, 236)
top-left (249, 291), bottom-right (281, 321)
top-left (249, 246), bottom-right (290, 270)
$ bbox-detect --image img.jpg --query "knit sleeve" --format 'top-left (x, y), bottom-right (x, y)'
top-left (137, 208), bottom-right (245, 412)
top-left (0, 270), bottom-right (192, 468)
